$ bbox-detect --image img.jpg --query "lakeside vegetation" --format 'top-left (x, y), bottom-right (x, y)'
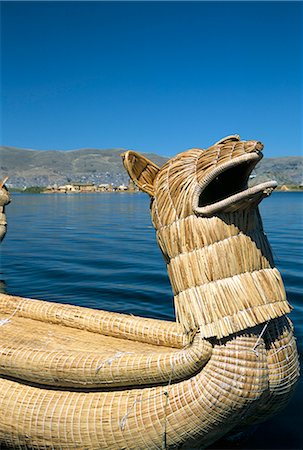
top-left (9, 186), bottom-right (45, 193)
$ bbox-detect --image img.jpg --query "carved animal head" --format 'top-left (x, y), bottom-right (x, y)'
top-left (122, 136), bottom-right (290, 339)
top-left (122, 135), bottom-right (276, 229)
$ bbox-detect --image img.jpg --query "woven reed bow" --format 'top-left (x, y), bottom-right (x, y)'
top-left (0, 177), bottom-right (10, 242)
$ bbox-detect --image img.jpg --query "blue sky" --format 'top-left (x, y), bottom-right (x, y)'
top-left (1, 1), bottom-right (302, 157)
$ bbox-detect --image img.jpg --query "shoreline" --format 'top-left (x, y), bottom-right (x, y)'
top-left (8, 187), bottom-right (303, 194)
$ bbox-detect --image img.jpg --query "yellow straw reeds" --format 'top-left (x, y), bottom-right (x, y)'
top-left (0, 293), bottom-right (188, 348)
top-left (0, 315), bottom-right (299, 449)
top-left (0, 297), bottom-right (212, 388)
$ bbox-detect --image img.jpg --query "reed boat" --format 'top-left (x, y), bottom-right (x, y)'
top-left (0, 177), bottom-right (10, 242)
top-left (0, 135), bottom-right (299, 449)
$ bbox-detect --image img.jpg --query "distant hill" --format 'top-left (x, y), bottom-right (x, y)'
top-left (251, 156), bottom-right (303, 187)
top-left (0, 146), bottom-right (168, 188)
top-left (0, 146), bottom-right (302, 188)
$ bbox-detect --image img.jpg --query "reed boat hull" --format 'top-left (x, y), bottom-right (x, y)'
top-left (0, 294), bottom-right (299, 449)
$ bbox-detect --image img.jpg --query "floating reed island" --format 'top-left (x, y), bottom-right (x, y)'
top-left (0, 135), bottom-right (299, 449)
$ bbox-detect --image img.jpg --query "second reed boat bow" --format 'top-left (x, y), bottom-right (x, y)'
top-left (0, 135), bottom-right (299, 449)
top-left (0, 177), bottom-right (10, 242)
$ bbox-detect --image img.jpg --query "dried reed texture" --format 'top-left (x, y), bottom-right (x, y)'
top-left (0, 318), bottom-right (299, 449)
top-left (226, 317), bottom-right (299, 433)
top-left (0, 135), bottom-right (299, 449)
top-left (0, 294), bottom-right (189, 348)
top-left (0, 305), bottom-right (212, 388)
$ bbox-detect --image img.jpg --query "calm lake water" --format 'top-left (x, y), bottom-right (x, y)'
top-left (1, 192), bottom-right (302, 449)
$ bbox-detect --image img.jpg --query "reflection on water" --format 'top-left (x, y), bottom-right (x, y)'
top-left (0, 191), bottom-right (302, 449)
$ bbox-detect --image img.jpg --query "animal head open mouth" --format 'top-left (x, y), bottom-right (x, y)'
top-left (193, 152), bottom-right (277, 217)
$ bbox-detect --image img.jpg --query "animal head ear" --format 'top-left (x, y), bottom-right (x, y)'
top-left (0, 177), bottom-right (9, 189)
top-left (121, 151), bottom-right (160, 196)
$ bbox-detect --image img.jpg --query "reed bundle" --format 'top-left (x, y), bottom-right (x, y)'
top-left (0, 294), bottom-right (212, 388)
top-left (0, 294), bottom-right (188, 348)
